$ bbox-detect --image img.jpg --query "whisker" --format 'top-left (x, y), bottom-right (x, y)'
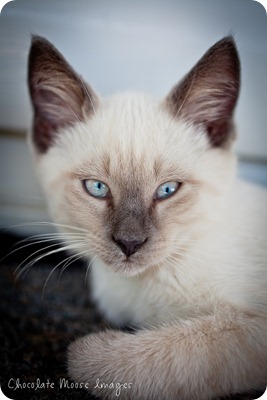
top-left (15, 243), bottom-right (85, 281)
top-left (41, 263), bottom-right (64, 299)
top-left (18, 232), bottom-right (86, 243)
top-left (42, 249), bottom-right (91, 297)
top-left (13, 241), bottom-right (62, 276)
top-left (6, 235), bottom-right (85, 264)
top-left (5, 221), bottom-right (88, 233)
top-left (59, 250), bottom-right (89, 280)
top-left (40, 250), bottom-right (86, 297)
top-left (85, 254), bottom-right (98, 284)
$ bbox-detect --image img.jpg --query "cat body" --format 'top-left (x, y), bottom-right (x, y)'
top-left (28, 36), bottom-right (267, 399)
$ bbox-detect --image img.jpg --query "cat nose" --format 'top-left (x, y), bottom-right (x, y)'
top-left (113, 237), bottom-right (147, 257)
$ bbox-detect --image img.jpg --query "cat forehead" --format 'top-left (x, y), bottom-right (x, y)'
top-left (58, 93), bottom-right (207, 160)
top-left (95, 92), bottom-right (168, 146)
top-left (40, 92), bottom-right (209, 185)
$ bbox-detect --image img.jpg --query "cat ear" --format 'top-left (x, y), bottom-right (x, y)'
top-left (164, 37), bottom-right (240, 147)
top-left (28, 35), bottom-right (98, 153)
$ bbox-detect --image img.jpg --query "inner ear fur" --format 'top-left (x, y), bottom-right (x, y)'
top-left (164, 36), bottom-right (240, 147)
top-left (28, 35), bottom-right (98, 153)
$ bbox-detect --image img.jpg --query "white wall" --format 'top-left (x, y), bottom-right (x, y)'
top-left (0, 0), bottom-right (267, 234)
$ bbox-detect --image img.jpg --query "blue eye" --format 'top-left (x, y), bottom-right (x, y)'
top-left (83, 180), bottom-right (110, 198)
top-left (155, 181), bottom-right (179, 200)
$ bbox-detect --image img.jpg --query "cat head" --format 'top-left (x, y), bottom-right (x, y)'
top-left (28, 36), bottom-right (240, 276)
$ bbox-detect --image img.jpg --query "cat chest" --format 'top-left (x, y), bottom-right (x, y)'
top-left (90, 261), bottom-right (205, 327)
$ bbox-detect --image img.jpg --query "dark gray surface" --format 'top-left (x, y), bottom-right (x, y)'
top-left (0, 234), bottom-right (105, 400)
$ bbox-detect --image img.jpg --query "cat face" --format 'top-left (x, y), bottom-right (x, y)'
top-left (28, 36), bottom-right (240, 276)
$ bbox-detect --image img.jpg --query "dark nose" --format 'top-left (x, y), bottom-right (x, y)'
top-left (113, 237), bottom-right (147, 257)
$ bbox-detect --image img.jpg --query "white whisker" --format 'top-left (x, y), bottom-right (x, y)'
top-left (85, 255), bottom-right (98, 284)
top-left (41, 249), bottom-right (88, 297)
top-left (59, 250), bottom-right (89, 279)
top-left (5, 221), bottom-right (88, 234)
top-left (6, 236), bottom-right (85, 264)
top-left (15, 242), bottom-right (86, 281)
top-left (13, 242), bottom-right (61, 276)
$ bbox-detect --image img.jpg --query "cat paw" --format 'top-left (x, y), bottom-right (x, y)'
top-left (67, 331), bottom-right (134, 399)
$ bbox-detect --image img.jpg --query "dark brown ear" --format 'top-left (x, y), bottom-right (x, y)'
top-left (28, 35), bottom-right (98, 153)
top-left (165, 37), bottom-right (240, 147)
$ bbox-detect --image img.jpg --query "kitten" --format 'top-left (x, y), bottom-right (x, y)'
top-left (28, 36), bottom-right (267, 399)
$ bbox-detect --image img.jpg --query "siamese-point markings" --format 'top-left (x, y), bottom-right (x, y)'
top-left (27, 36), bottom-right (267, 399)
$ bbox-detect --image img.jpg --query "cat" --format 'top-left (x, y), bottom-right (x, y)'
top-left (27, 35), bottom-right (267, 400)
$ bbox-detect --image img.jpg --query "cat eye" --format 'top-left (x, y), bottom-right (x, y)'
top-left (83, 179), bottom-right (110, 198)
top-left (155, 181), bottom-right (180, 200)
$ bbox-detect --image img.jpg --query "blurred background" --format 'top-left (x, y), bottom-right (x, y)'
top-left (0, 0), bottom-right (267, 235)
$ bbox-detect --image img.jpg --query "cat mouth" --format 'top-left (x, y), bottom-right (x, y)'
top-left (100, 250), bottom-right (149, 275)
top-left (114, 260), bottom-right (148, 276)
top-left (93, 237), bottom-right (155, 274)
top-left (115, 254), bottom-right (142, 267)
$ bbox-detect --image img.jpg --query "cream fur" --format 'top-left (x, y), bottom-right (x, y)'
top-left (28, 37), bottom-right (267, 399)
top-left (32, 93), bottom-right (267, 399)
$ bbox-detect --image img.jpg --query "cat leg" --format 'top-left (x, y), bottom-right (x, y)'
top-left (68, 308), bottom-right (267, 400)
